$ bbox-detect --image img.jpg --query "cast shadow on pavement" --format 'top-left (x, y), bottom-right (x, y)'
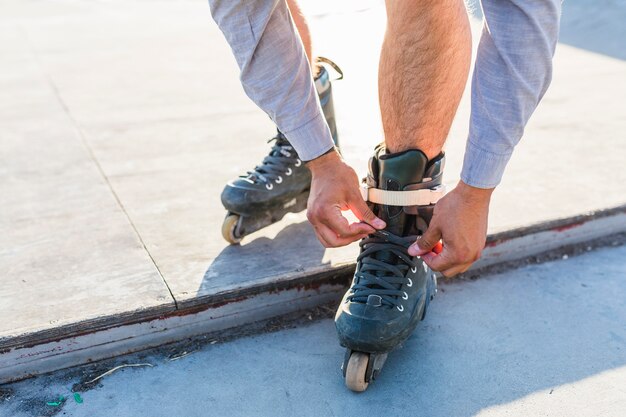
top-left (558, 0), bottom-right (626, 61)
top-left (200, 219), bottom-right (328, 295)
top-left (343, 248), bottom-right (626, 416)
top-left (187, 247), bottom-right (626, 417)
top-left (468, 0), bottom-right (626, 61)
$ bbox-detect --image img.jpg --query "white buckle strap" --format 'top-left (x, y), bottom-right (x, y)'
top-left (361, 183), bottom-right (445, 206)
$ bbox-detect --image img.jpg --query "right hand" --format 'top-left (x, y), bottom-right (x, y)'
top-left (408, 180), bottom-right (492, 277)
top-left (306, 149), bottom-right (386, 247)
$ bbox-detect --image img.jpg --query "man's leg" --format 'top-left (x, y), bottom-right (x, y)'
top-left (335, 2), bottom-right (473, 391)
top-left (379, 0), bottom-right (471, 158)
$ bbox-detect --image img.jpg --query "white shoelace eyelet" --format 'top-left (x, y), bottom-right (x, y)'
top-left (402, 292), bottom-right (408, 300)
top-left (285, 168), bottom-right (292, 176)
top-left (275, 176), bottom-right (283, 184)
top-left (397, 305), bottom-right (404, 312)
top-left (407, 278), bottom-right (413, 287)
top-left (295, 159), bottom-right (302, 167)
top-left (411, 266), bottom-right (417, 273)
top-left (266, 183), bottom-right (273, 190)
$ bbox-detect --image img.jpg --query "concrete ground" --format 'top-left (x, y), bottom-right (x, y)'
top-left (2, 244), bottom-right (625, 417)
top-left (2, 0), bottom-right (626, 356)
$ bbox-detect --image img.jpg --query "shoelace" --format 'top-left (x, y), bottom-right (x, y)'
top-left (246, 133), bottom-right (301, 186)
top-left (347, 230), bottom-right (420, 308)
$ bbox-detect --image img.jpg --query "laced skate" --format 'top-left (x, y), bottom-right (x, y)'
top-left (221, 58), bottom-right (341, 243)
top-left (335, 144), bottom-right (445, 392)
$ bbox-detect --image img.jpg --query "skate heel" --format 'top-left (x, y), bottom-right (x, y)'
top-left (221, 190), bottom-right (309, 244)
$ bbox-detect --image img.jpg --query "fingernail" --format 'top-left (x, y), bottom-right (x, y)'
top-left (373, 219), bottom-right (386, 229)
top-left (408, 244), bottom-right (418, 256)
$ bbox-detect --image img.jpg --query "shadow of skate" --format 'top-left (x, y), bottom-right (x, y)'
top-left (199, 220), bottom-right (330, 295)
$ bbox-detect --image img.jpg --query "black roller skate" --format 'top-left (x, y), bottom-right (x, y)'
top-left (335, 144), bottom-right (446, 392)
top-left (221, 57), bottom-right (341, 244)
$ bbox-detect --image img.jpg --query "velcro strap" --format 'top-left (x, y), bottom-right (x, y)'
top-left (361, 184), bottom-right (446, 206)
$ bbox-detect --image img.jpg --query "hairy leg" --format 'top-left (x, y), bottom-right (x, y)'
top-left (379, 0), bottom-right (471, 158)
top-left (286, 0), bottom-right (317, 73)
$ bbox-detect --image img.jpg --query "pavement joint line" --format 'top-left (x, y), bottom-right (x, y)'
top-left (19, 25), bottom-right (179, 310)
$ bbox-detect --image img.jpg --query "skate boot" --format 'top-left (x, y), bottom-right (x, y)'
top-left (335, 144), bottom-right (446, 392)
top-left (221, 57), bottom-right (341, 244)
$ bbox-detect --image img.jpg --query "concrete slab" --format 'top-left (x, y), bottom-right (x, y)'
top-left (0, 19), bottom-right (175, 347)
top-left (2, 244), bottom-right (625, 417)
top-left (14, 0), bottom-right (624, 306)
top-left (1, 0), bottom-right (625, 381)
top-left (7, 0), bottom-right (360, 308)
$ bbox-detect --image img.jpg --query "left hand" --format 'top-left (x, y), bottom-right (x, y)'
top-left (408, 180), bottom-right (493, 277)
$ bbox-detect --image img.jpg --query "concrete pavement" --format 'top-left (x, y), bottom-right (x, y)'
top-left (1, 0), bottom-right (626, 382)
top-left (2, 244), bottom-right (625, 417)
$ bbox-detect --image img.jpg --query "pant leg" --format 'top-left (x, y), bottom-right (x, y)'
top-left (461, 0), bottom-right (561, 188)
top-left (209, 0), bottom-right (334, 160)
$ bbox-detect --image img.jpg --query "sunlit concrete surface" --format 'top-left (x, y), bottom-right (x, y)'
top-left (2, 244), bottom-right (625, 417)
top-left (1, 0), bottom-right (625, 374)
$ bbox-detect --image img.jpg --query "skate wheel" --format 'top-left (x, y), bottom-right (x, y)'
top-left (345, 351), bottom-right (370, 392)
top-left (222, 213), bottom-right (242, 245)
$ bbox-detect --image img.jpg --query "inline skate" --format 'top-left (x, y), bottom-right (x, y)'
top-left (335, 144), bottom-right (446, 391)
top-left (221, 57), bottom-right (341, 244)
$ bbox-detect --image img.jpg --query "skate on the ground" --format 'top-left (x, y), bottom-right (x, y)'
top-left (221, 57), bottom-right (342, 244)
top-left (335, 144), bottom-right (446, 392)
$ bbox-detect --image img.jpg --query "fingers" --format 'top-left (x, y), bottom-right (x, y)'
top-left (313, 223), bottom-right (369, 248)
top-left (346, 217), bottom-right (377, 236)
top-left (308, 204), bottom-right (372, 248)
top-left (408, 225), bottom-right (442, 256)
top-left (420, 249), bottom-right (454, 272)
top-left (305, 158), bottom-right (385, 248)
top-left (421, 249), bottom-right (469, 277)
top-left (325, 204), bottom-right (374, 238)
top-left (349, 193), bottom-right (386, 229)
top-left (420, 245), bottom-right (480, 277)
top-left (440, 264), bottom-right (471, 278)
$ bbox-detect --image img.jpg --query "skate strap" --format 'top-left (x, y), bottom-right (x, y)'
top-left (316, 56), bottom-right (343, 80)
top-left (360, 184), bottom-right (446, 206)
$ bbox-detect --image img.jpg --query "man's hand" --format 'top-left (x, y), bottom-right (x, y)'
top-left (408, 181), bottom-right (493, 277)
top-left (306, 149), bottom-right (386, 247)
